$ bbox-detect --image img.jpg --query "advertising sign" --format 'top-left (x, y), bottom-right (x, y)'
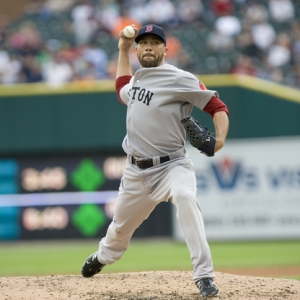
top-left (173, 137), bottom-right (300, 241)
top-left (0, 154), bottom-right (126, 240)
top-left (0, 191), bottom-right (118, 240)
top-left (17, 154), bottom-right (127, 193)
top-left (0, 190), bottom-right (171, 240)
top-left (0, 151), bottom-right (173, 240)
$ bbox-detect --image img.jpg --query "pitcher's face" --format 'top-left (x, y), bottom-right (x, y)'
top-left (136, 35), bottom-right (167, 68)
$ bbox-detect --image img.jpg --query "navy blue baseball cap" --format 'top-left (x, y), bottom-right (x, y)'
top-left (135, 24), bottom-right (166, 45)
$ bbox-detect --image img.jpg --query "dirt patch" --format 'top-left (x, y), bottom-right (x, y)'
top-left (1, 271), bottom-right (299, 300)
top-left (217, 266), bottom-right (300, 278)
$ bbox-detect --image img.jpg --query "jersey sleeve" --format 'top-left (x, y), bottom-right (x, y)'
top-left (115, 75), bottom-right (132, 105)
top-left (200, 82), bottom-right (229, 117)
top-left (203, 96), bottom-right (229, 117)
top-left (174, 71), bottom-right (218, 110)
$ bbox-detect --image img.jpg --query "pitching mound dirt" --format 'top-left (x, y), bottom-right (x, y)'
top-left (1, 271), bottom-right (299, 299)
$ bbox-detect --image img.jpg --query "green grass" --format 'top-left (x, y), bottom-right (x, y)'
top-left (0, 239), bottom-right (299, 279)
top-left (210, 240), bottom-right (300, 268)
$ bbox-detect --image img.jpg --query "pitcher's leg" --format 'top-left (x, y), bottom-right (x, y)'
top-left (97, 169), bottom-right (157, 265)
top-left (169, 164), bottom-right (215, 281)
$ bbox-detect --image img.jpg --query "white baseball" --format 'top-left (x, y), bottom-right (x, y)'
top-left (123, 26), bottom-right (135, 38)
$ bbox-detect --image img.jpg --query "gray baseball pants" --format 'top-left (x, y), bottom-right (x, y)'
top-left (97, 154), bottom-right (215, 281)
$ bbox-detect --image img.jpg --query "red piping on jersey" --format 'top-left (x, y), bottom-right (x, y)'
top-left (199, 81), bottom-right (229, 117)
top-left (203, 96), bottom-right (229, 117)
top-left (116, 75), bottom-right (132, 105)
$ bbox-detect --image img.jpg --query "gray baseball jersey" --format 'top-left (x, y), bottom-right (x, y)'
top-left (97, 63), bottom-right (217, 282)
top-left (119, 63), bottom-right (218, 157)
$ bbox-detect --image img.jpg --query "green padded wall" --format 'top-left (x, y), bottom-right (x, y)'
top-left (0, 75), bottom-right (299, 155)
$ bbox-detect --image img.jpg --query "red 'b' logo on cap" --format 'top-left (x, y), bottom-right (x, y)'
top-left (145, 25), bottom-right (153, 32)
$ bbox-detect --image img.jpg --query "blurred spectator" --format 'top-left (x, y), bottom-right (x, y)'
top-left (258, 63), bottom-right (285, 84)
top-left (41, 51), bottom-right (73, 84)
top-left (3, 54), bottom-right (22, 84)
top-left (105, 55), bottom-right (119, 79)
top-left (164, 34), bottom-right (182, 60)
top-left (214, 14), bottom-right (242, 36)
top-left (110, 15), bottom-right (141, 39)
top-left (291, 22), bottom-right (300, 65)
top-left (8, 22), bottom-right (42, 57)
top-left (207, 27), bottom-right (235, 51)
top-left (0, 47), bottom-right (9, 69)
top-left (0, 14), bottom-right (10, 46)
top-left (59, 42), bottom-right (81, 63)
top-left (0, 48), bottom-right (22, 84)
top-left (268, 0), bottom-right (295, 23)
top-left (175, 48), bottom-right (193, 70)
top-left (19, 54), bottom-right (42, 83)
top-left (95, 0), bottom-right (120, 33)
top-left (251, 19), bottom-right (276, 51)
top-left (210, 0), bottom-right (234, 17)
top-left (293, 65), bottom-right (300, 86)
top-left (80, 44), bottom-right (108, 79)
top-left (73, 59), bottom-right (99, 80)
top-left (268, 68), bottom-right (284, 84)
top-left (267, 33), bottom-right (292, 67)
top-left (236, 20), bottom-right (262, 58)
top-left (127, 0), bottom-right (149, 25)
top-left (176, 0), bottom-right (204, 25)
top-left (144, 0), bottom-right (178, 27)
top-left (234, 0), bottom-right (247, 5)
top-left (23, 0), bottom-right (44, 15)
top-left (231, 54), bottom-right (257, 76)
top-left (128, 45), bottom-right (141, 72)
top-left (245, 2), bottom-right (269, 24)
top-left (71, 0), bottom-right (97, 44)
top-left (41, 0), bottom-right (77, 15)
top-left (164, 33), bottom-right (192, 69)
top-left (255, 52), bottom-right (290, 85)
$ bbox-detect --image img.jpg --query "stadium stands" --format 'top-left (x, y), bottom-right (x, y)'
top-left (0, 0), bottom-right (299, 87)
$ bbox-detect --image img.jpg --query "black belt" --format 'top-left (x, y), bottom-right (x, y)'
top-left (131, 155), bottom-right (170, 169)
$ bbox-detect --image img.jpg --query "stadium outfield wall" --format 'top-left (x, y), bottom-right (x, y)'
top-left (1, 75), bottom-right (300, 241)
top-left (0, 74), bottom-right (299, 156)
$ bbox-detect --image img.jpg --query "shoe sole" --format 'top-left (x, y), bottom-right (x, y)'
top-left (200, 292), bottom-right (219, 298)
top-left (81, 252), bottom-right (104, 278)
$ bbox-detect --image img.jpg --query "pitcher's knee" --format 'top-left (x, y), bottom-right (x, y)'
top-left (107, 221), bottom-right (130, 241)
top-left (172, 189), bottom-right (195, 206)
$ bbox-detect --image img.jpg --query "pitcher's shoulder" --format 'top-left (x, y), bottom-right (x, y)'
top-left (161, 64), bottom-right (196, 78)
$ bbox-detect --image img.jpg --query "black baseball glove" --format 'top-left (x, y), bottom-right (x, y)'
top-left (181, 116), bottom-right (216, 157)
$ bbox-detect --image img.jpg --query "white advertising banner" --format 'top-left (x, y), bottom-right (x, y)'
top-left (173, 136), bottom-right (300, 241)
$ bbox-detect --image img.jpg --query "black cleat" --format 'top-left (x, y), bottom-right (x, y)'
top-left (196, 278), bottom-right (219, 297)
top-left (81, 252), bottom-right (105, 278)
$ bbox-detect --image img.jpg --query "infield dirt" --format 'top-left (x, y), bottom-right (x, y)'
top-left (1, 271), bottom-right (300, 299)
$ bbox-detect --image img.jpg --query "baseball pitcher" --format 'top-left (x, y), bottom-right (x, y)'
top-left (81, 24), bottom-right (229, 298)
